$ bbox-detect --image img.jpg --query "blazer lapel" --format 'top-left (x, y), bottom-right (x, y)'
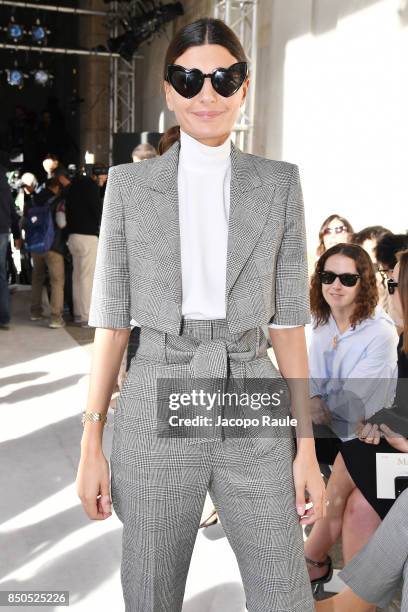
top-left (225, 141), bottom-right (273, 297)
top-left (144, 137), bottom-right (273, 313)
top-left (145, 140), bottom-right (183, 305)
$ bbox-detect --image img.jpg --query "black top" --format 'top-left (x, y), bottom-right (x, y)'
top-left (0, 166), bottom-right (20, 239)
top-left (394, 333), bottom-right (408, 413)
top-left (34, 187), bottom-right (57, 208)
top-left (65, 176), bottom-right (102, 237)
top-left (398, 333), bottom-right (408, 378)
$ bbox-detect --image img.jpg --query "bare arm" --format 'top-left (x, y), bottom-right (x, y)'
top-left (76, 327), bottom-right (130, 521)
top-left (268, 326), bottom-right (313, 438)
top-left (81, 327), bottom-right (131, 453)
top-left (269, 326), bottom-right (325, 524)
top-left (76, 165), bottom-right (132, 520)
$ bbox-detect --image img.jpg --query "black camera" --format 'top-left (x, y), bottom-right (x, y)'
top-left (84, 163), bottom-right (109, 178)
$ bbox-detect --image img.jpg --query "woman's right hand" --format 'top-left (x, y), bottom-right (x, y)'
top-left (310, 396), bottom-right (332, 425)
top-left (76, 448), bottom-right (112, 520)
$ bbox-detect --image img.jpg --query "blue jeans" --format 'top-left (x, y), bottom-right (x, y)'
top-left (0, 233), bottom-right (10, 325)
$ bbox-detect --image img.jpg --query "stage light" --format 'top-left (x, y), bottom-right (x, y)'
top-left (7, 18), bottom-right (24, 42)
top-left (31, 19), bottom-right (50, 45)
top-left (6, 68), bottom-right (25, 88)
top-left (33, 69), bottom-right (53, 86)
top-left (32, 63), bottom-right (54, 87)
top-left (32, 25), bottom-right (46, 42)
top-left (4, 61), bottom-right (29, 89)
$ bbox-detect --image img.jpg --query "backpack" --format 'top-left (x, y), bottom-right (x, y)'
top-left (25, 203), bottom-right (55, 253)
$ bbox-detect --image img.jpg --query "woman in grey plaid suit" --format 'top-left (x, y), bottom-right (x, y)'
top-left (76, 17), bottom-right (326, 612)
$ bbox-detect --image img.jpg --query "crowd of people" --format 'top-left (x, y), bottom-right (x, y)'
top-left (1, 143), bottom-right (408, 608)
top-left (0, 143), bottom-right (157, 331)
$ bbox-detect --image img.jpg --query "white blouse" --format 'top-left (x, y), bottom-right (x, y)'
top-left (178, 128), bottom-right (297, 329)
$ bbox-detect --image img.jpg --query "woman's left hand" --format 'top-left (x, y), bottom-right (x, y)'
top-left (292, 445), bottom-right (326, 526)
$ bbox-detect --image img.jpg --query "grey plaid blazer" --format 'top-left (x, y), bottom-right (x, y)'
top-left (88, 139), bottom-right (311, 333)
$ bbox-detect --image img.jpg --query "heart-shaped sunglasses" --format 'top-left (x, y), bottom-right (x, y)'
top-left (165, 61), bottom-right (248, 99)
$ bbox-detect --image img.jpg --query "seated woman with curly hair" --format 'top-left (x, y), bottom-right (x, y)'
top-left (311, 250), bottom-right (408, 609)
top-left (304, 243), bottom-right (400, 591)
top-left (308, 243), bottom-right (398, 463)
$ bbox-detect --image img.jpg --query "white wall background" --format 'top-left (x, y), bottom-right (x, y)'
top-left (254, 0), bottom-right (408, 255)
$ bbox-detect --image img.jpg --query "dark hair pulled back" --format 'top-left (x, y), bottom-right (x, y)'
top-left (158, 17), bottom-right (248, 155)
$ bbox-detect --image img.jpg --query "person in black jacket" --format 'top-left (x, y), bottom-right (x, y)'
top-left (55, 167), bottom-right (102, 326)
top-left (26, 177), bottom-right (67, 328)
top-left (0, 154), bottom-right (21, 330)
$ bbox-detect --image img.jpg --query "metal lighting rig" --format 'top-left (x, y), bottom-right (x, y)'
top-left (213, 0), bottom-right (258, 153)
top-left (108, 1), bottom-right (137, 158)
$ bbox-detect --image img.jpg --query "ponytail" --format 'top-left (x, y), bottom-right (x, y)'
top-left (158, 125), bottom-right (180, 156)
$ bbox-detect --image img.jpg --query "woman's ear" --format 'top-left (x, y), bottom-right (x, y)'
top-left (163, 81), bottom-right (174, 112)
top-left (240, 78), bottom-right (250, 106)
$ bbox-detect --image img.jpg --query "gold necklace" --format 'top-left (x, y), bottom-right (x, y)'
top-left (332, 334), bottom-right (338, 350)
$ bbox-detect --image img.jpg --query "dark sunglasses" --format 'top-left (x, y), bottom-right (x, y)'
top-left (323, 225), bottom-right (348, 236)
top-left (319, 271), bottom-right (361, 287)
top-left (165, 61), bottom-right (248, 99)
top-left (387, 279), bottom-right (399, 294)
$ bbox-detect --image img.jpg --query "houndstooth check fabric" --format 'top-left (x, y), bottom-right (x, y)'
top-left (88, 139), bottom-right (311, 333)
top-left (111, 319), bottom-right (315, 612)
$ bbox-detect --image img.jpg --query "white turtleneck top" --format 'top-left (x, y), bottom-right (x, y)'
top-left (178, 128), bottom-right (231, 319)
top-left (178, 128), bottom-right (298, 329)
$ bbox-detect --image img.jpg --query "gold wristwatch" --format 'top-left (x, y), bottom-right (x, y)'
top-left (81, 411), bottom-right (107, 426)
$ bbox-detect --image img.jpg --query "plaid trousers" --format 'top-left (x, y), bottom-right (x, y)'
top-left (110, 319), bottom-right (314, 612)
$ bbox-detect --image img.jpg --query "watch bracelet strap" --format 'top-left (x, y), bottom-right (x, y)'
top-left (82, 411), bottom-right (108, 425)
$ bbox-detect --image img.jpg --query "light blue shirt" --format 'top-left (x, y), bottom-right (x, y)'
top-left (307, 305), bottom-right (399, 441)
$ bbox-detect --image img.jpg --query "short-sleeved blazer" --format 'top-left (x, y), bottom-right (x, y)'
top-left (88, 139), bottom-right (311, 334)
